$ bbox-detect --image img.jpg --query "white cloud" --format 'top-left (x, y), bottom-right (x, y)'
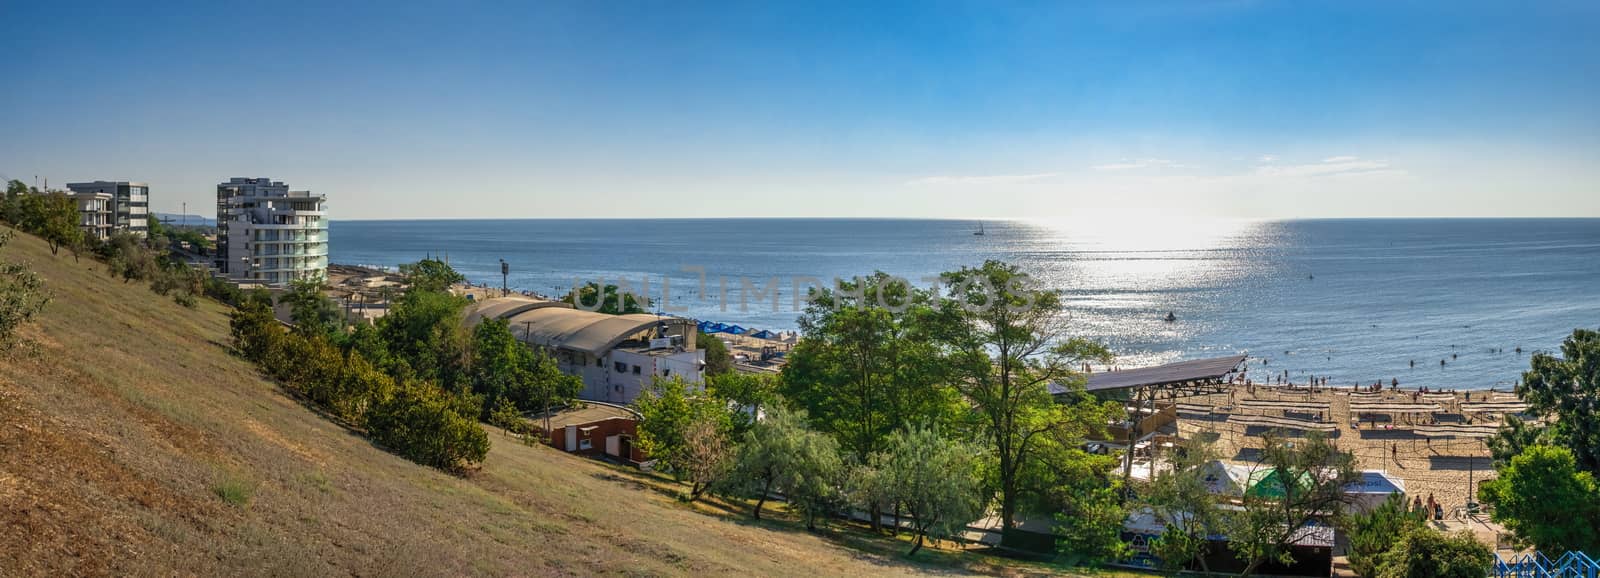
top-left (1257, 154), bottom-right (1279, 163)
top-left (904, 172), bottom-right (1059, 186)
top-left (1090, 158), bottom-right (1183, 171)
top-left (1254, 156), bottom-right (1402, 178)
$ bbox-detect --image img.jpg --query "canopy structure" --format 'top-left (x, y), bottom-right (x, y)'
top-left (1350, 402), bottom-right (1442, 413)
top-left (1415, 424), bottom-right (1501, 439)
top-left (1421, 393), bottom-right (1458, 402)
top-left (1459, 401), bottom-right (1529, 414)
top-left (1229, 414), bottom-right (1339, 432)
top-left (750, 329), bottom-right (777, 340)
top-left (1239, 399), bottom-right (1331, 413)
top-left (1082, 354), bottom-right (1247, 395)
top-left (723, 325), bottom-right (747, 335)
top-left (1090, 354), bottom-right (1248, 498)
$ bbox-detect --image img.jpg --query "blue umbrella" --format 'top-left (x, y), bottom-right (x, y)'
top-left (751, 329), bottom-right (776, 339)
top-left (724, 325), bottom-right (747, 335)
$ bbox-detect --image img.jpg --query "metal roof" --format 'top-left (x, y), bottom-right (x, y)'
top-left (464, 296), bottom-right (571, 325)
top-left (1082, 354), bottom-right (1247, 392)
top-left (502, 307), bottom-right (670, 356)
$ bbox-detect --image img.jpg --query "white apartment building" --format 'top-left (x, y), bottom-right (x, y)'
top-left (65, 181), bottom-right (149, 236)
top-left (215, 177), bottom-right (328, 286)
top-left (70, 191), bottom-right (114, 240)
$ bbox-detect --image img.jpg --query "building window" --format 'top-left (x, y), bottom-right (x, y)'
top-left (579, 438), bottom-right (593, 450)
top-left (614, 361), bottom-right (627, 373)
top-left (595, 358), bottom-right (603, 367)
top-left (632, 365), bottom-right (641, 375)
top-left (663, 369), bottom-right (671, 377)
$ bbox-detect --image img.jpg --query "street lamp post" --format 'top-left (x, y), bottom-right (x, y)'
top-left (500, 259), bottom-right (509, 297)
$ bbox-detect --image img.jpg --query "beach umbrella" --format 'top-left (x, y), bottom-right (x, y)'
top-left (724, 325), bottom-right (747, 335)
top-left (704, 322), bottom-right (729, 334)
top-left (751, 329), bottom-right (776, 340)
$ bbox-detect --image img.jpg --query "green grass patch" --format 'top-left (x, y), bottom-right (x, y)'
top-left (213, 472), bottom-right (256, 507)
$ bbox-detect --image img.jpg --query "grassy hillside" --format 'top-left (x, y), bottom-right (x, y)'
top-left (0, 230), bottom-right (1113, 577)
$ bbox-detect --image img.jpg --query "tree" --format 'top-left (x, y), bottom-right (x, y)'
top-left (562, 281), bottom-right (648, 314)
top-left (1049, 449), bottom-right (1129, 564)
top-left (864, 425), bottom-right (986, 555)
top-left (635, 378), bottom-right (732, 499)
top-left (726, 405), bottom-right (843, 529)
top-left (940, 260), bottom-right (1115, 546)
top-left (706, 371), bottom-right (777, 437)
top-left (698, 332), bottom-right (733, 375)
top-left (1227, 431), bottom-right (1359, 576)
top-left (0, 230), bottom-right (50, 349)
top-left (281, 275), bottom-right (342, 337)
top-left (1375, 527), bottom-right (1494, 578)
top-left (29, 192), bottom-right (82, 258)
top-left (1344, 493), bottom-right (1426, 577)
top-left (1478, 444), bottom-right (1600, 554)
top-left (1145, 437), bottom-right (1226, 573)
top-left (680, 417), bottom-right (734, 500)
top-left (781, 272), bottom-right (961, 530)
top-left (378, 277), bottom-right (469, 387)
top-left (1509, 329), bottom-right (1600, 473)
top-left (399, 257), bottom-right (465, 293)
top-left (469, 318), bottom-right (582, 425)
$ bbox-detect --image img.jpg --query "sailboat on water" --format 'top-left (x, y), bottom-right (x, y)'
top-left (973, 221), bottom-right (985, 236)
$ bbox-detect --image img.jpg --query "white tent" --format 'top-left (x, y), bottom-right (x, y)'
top-left (1343, 470), bottom-right (1407, 512)
top-left (1198, 460), bottom-right (1256, 496)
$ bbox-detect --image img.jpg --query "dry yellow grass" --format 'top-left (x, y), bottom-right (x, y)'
top-left (0, 231), bottom-right (1129, 577)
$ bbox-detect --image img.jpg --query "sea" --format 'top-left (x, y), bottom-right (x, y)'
top-left (329, 218), bottom-right (1600, 390)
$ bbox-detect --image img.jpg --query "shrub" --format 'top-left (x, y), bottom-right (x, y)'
top-left (1345, 493), bottom-right (1427, 577)
top-left (1376, 527), bottom-right (1494, 578)
top-left (0, 231), bottom-right (50, 348)
top-left (367, 380), bottom-right (489, 471)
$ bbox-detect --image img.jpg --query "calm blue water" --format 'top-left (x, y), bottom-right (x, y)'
top-left (330, 218), bottom-right (1600, 390)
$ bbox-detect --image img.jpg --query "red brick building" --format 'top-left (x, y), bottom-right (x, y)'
top-left (539, 403), bottom-right (647, 464)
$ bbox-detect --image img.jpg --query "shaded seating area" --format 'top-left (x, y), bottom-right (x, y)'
top-left (1229, 414), bottom-right (1339, 433)
top-left (1459, 401), bottom-right (1529, 415)
top-left (1238, 399), bottom-right (1331, 413)
top-left (1415, 424), bottom-right (1500, 439)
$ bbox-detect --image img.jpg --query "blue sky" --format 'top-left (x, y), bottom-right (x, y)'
top-left (3, 1), bottom-right (1597, 219)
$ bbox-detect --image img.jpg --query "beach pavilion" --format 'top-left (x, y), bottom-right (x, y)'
top-left (1051, 354), bottom-right (1249, 496)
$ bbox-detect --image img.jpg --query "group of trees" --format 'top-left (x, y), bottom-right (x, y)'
top-left (1480, 328), bottom-right (1600, 555)
top-left (230, 257), bottom-right (585, 472)
top-left (634, 262), bottom-right (1130, 556)
top-left (2, 180), bottom-right (82, 259)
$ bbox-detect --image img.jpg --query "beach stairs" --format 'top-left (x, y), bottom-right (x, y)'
top-left (1494, 550), bottom-right (1600, 578)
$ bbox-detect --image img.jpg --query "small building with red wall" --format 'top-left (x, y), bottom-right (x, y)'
top-left (538, 403), bottom-right (647, 464)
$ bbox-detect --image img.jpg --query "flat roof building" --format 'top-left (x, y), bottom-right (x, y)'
top-left (215, 177), bottom-right (328, 286)
top-left (65, 181), bottom-right (149, 237)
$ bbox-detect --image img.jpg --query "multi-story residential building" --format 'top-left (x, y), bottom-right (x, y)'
top-left (215, 177), bottom-right (328, 286)
top-left (65, 181), bottom-right (150, 236)
top-left (69, 191), bottom-right (114, 240)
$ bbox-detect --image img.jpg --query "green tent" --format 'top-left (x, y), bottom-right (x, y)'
top-left (1246, 468), bottom-right (1314, 498)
